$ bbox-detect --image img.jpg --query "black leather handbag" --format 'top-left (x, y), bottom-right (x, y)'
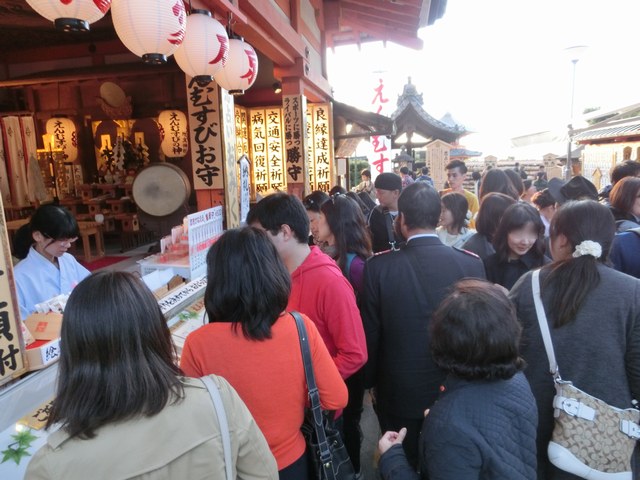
top-left (291, 311), bottom-right (356, 480)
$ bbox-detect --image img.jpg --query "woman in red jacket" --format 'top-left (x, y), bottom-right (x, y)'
top-left (181, 227), bottom-right (348, 480)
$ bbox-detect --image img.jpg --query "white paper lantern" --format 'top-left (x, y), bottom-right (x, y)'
top-left (26, 0), bottom-right (112, 32)
top-left (46, 117), bottom-right (78, 162)
top-left (158, 110), bottom-right (189, 157)
top-left (174, 9), bottom-right (229, 85)
top-left (213, 38), bottom-right (259, 95)
top-left (111, 0), bottom-right (186, 64)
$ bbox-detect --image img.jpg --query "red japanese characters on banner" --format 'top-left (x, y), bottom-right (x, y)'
top-left (284, 95), bottom-right (306, 185)
top-left (368, 78), bottom-right (392, 176)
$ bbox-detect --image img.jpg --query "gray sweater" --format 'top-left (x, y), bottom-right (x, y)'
top-left (509, 264), bottom-right (640, 480)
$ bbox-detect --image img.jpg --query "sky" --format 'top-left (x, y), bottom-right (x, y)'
top-left (326, 0), bottom-right (640, 158)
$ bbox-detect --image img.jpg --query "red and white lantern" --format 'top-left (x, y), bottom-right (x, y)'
top-left (158, 110), bottom-right (189, 158)
top-left (46, 117), bottom-right (78, 162)
top-left (111, 0), bottom-right (186, 64)
top-left (174, 9), bottom-right (229, 85)
top-left (26, 0), bottom-right (111, 32)
top-left (213, 38), bottom-right (259, 95)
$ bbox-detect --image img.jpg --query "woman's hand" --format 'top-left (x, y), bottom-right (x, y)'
top-left (378, 427), bottom-right (407, 455)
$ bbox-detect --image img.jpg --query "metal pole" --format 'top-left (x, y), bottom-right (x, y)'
top-left (565, 59), bottom-right (578, 180)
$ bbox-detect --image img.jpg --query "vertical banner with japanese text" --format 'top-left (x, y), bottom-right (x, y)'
top-left (249, 108), bottom-right (286, 194)
top-left (220, 89), bottom-right (240, 228)
top-left (368, 78), bottom-right (392, 176)
top-left (239, 155), bottom-right (250, 224)
top-left (307, 104), bottom-right (332, 192)
top-left (234, 106), bottom-right (249, 160)
top-left (283, 95), bottom-right (308, 196)
top-left (186, 77), bottom-right (224, 190)
top-left (0, 197), bottom-right (26, 385)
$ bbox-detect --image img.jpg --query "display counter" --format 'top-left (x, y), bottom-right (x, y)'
top-left (0, 277), bottom-right (206, 478)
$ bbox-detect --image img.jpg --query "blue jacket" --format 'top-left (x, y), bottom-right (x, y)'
top-left (610, 229), bottom-right (640, 279)
top-left (379, 373), bottom-right (538, 480)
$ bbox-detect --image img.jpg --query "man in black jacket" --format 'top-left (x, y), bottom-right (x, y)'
top-left (362, 182), bottom-right (486, 468)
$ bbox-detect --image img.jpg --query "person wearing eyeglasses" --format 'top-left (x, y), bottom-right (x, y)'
top-left (13, 204), bottom-right (90, 320)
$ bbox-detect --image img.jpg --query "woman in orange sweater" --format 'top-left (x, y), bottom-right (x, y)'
top-left (181, 227), bottom-right (348, 479)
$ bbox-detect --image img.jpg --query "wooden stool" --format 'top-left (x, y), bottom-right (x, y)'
top-left (77, 221), bottom-right (105, 263)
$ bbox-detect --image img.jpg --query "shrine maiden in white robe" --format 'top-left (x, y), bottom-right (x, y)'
top-left (14, 246), bottom-right (90, 320)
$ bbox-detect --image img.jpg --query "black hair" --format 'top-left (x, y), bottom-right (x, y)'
top-left (361, 169), bottom-right (371, 179)
top-left (246, 192), bottom-right (309, 244)
top-left (492, 203), bottom-right (545, 263)
top-left (532, 188), bottom-right (555, 209)
top-left (421, 167), bottom-right (429, 175)
top-left (398, 182), bottom-right (441, 230)
top-left (504, 169), bottom-right (525, 196)
top-left (205, 227), bottom-right (291, 340)
top-left (475, 192), bottom-right (517, 241)
top-left (400, 166), bottom-right (410, 175)
top-left (440, 192), bottom-right (469, 233)
top-left (345, 191), bottom-right (372, 217)
top-left (445, 159), bottom-right (467, 174)
top-left (611, 160), bottom-right (640, 185)
top-left (479, 169), bottom-right (519, 200)
top-left (13, 204), bottom-right (80, 260)
top-left (523, 179), bottom-right (533, 191)
top-left (329, 185), bottom-right (347, 196)
top-left (302, 190), bottom-right (330, 213)
top-left (320, 195), bottom-right (372, 274)
top-left (471, 170), bottom-right (482, 181)
top-left (544, 200), bottom-right (615, 327)
top-left (609, 176), bottom-right (640, 220)
top-left (430, 279), bottom-right (524, 381)
top-left (47, 271), bottom-right (183, 439)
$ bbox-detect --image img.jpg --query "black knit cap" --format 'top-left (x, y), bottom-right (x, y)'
top-left (374, 172), bottom-right (402, 191)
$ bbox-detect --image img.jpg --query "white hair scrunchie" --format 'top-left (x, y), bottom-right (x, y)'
top-left (572, 240), bottom-right (602, 259)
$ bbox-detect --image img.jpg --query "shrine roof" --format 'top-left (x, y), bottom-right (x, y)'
top-left (573, 116), bottom-right (640, 142)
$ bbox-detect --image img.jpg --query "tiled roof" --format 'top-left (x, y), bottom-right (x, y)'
top-left (573, 118), bottom-right (640, 141)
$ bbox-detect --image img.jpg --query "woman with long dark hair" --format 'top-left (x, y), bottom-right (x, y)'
top-left (26, 271), bottom-right (276, 479)
top-left (479, 168), bottom-right (520, 201)
top-left (13, 204), bottom-right (90, 320)
top-left (315, 194), bottom-right (372, 295)
top-left (509, 200), bottom-right (640, 479)
top-left (483, 202), bottom-right (549, 290)
top-left (180, 228), bottom-right (347, 479)
top-left (462, 192), bottom-right (517, 260)
top-left (313, 193), bottom-right (372, 475)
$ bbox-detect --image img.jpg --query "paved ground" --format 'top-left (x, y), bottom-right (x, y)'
top-left (360, 392), bottom-right (382, 479)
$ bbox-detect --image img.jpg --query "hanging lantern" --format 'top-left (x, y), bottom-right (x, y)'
top-left (174, 9), bottom-right (229, 86)
top-left (158, 110), bottom-right (189, 158)
top-left (213, 38), bottom-right (259, 95)
top-left (26, 0), bottom-right (112, 32)
top-left (111, 0), bottom-right (186, 64)
top-left (46, 117), bottom-right (78, 163)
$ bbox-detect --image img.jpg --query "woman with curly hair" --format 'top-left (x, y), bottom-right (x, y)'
top-left (378, 279), bottom-right (537, 480)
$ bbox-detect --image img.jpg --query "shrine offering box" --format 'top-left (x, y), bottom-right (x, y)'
top-left (24, 313), bottom-right (63, 372)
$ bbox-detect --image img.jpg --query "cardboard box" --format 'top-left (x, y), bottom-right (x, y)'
top-left (24, 313), bottom-right (63, 341)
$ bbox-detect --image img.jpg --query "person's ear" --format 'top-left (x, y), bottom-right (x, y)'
top-left (279, 224), bottom-right (293, 241)
top-left (32, 231), bottom-right (44, 242)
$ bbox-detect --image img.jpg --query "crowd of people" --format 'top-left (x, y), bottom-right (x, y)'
top-left (20, 159), bottom-right (640, 480)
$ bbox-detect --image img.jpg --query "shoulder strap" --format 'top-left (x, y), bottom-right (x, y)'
top-left (344, 252), bottom-right (357, 282)
top-left (291, 311), bottom-right (334, 477)
top-left (202, 376), bottom-right (234, 480)
top-left (531, 269), bottom-right (559, 378)
top-left (383, 210), bottom-right (398, 251)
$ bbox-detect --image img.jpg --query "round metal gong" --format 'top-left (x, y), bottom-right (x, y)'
top-left (132, 163), bottom-right (191, 217)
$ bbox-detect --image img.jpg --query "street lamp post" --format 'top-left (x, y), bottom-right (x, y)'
top-left (564, 45), bottom-right (588, 180)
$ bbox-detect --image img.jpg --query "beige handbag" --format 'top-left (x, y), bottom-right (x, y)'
top-left (531, 269), bottom-right (640, 479)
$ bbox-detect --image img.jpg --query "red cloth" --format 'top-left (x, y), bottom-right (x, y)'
top-left (287, 246), bottom-right (368, 379)
top-left (180, 312), bottom-right (347, 470)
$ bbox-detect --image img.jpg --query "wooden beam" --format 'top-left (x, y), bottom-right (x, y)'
top-left (340, 13), bottom-right (423, 49)
top-left (238, 0), bottom-right (307, 58)
top-left (199, 0), bottom-right (248, 24)
top-left (233, 18), bottom-right (296, 66)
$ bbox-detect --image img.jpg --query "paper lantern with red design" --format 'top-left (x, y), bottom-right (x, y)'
top-left (158, 110), bottom-right (189, 158)
top-left (26, 0), bottom-right (112, 32)
top-left (46, 117), bottom-right (78, 163)
top-left (111, 0), bottom-right (186, 64)
top-left (174, 9), bottom-right (229, 86)
top-left (213, 38), bottom-right (259, 95)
